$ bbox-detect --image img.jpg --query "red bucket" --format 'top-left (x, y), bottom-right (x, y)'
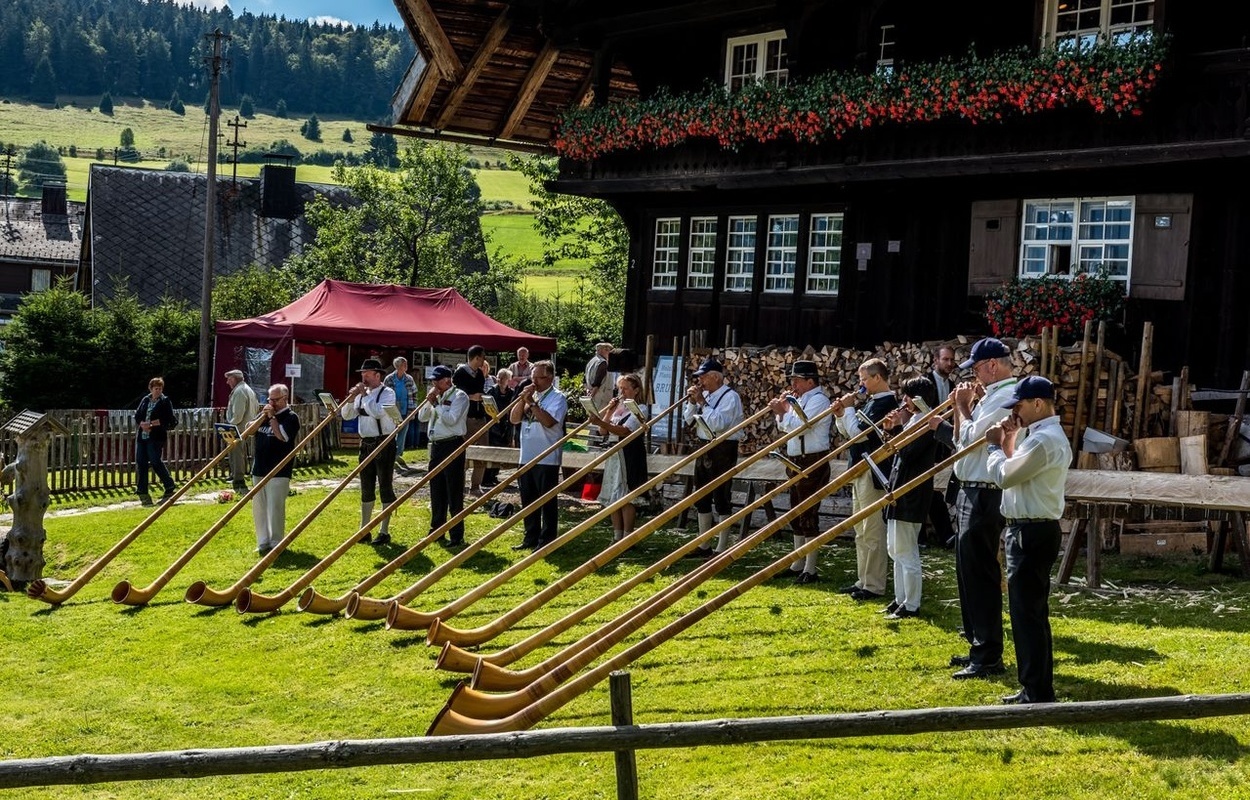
top-left (580, 480), bottom-right (602, 501)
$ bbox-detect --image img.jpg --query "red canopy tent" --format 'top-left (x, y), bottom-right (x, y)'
top-left (212, 279), bottom-right (556, 405)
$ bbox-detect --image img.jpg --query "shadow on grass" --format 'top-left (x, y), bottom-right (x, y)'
top-left (1052, 633), bottom-right (1162, 665)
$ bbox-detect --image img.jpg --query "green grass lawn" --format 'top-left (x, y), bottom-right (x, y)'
top-left (2, 458), bottom-right (1249, 798)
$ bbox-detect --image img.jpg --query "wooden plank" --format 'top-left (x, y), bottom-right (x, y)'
top-left (402, 0), bottom-right (463, 81)
top-left (1056, 514), bottom-right (1087, 585)
top-left (499, 42), bottom-right (560, 140)
top-left (434, 9), bottom-right (512, 131)
top-left (1134, 322), bottom-right (1153, 439)
top-left (1071, 319), bottom-right (1093, 455)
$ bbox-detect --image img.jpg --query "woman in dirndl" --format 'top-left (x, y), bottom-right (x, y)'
top-left (589, 373), bottom-right (649, 543)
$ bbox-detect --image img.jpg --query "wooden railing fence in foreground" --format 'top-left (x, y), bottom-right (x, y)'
top-left (0, 682), bottom-right (1246, 793)
top-left (0, 404), bottom-right (335, 494)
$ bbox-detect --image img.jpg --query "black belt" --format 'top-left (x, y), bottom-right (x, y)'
top-left (430, 435), bottom-right (463, 443)
top-left (360, 436), bottom-right (382, 443)
top-left (961, 480), bottom-right (999, 490)
top-left (1006, 517), bottom-right (1054, 525)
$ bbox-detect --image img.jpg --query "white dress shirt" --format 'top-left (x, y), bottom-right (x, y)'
top-left (987, 415), bottom-right (1071, 520)
top-left (776, 387), bottom-right (832, 456)
top-left (519, 386), bottom-right (568, 466)
top-left (834, 390), bottom-right (896, 439)
top-left (952, 377), bottom-right (1018, 484)
top-left (418, 387), bottom-right (468, 441)
top-left (340, 384), bottom-right (398, 438)
top-left (682, 384), bottom-right (745, 441)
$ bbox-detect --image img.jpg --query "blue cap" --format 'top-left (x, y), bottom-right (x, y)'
top-left (431, 365), bottom-right (453, 380)
top-left (999, 375), bottom-right (1055, 409)
top-left (959, 337), bottom-right (1011, 370)
top-left (693, 357), bottom-right (725, 377)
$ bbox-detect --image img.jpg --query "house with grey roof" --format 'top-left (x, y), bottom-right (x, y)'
top-left (0, 186), bottom-right (83, 321)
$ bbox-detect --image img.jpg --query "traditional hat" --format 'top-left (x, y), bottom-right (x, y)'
top-left (788, 360), bottom-right (820, 379)
top-left (357, 357), bottom-right (385, 373)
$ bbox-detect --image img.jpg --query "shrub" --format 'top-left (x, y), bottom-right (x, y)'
top-left (239, 94), bottom-right (255, 117)
top-left (99, 92), bottom-right (113, 115)
top-left (983, 272), bottom-right (1126, 339)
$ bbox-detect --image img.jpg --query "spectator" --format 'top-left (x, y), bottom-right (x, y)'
top-left (134, 377), bottom-right (178, 506)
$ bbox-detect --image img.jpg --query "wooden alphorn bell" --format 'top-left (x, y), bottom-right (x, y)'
top-left (379, 402), bottom-right (775, 631)
top-left (232, 393), bottom-right (526, 615)
top-left (428, 409), bottom-right (971, 735)
top-left (109, 393), bottom-right (356, 606)
top-left (426, 399), bottom-right (847, 650)
top-left (346, 396), bottom-right (691, 623)
top-left (184, 396), bottom-right (431, 607)
top-left (25, 412), bottom-right (269, 606)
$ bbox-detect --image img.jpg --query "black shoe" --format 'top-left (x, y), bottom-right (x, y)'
top-left (795, 572), bottom-right (819, 585)
top-left (232, 481), bottom-right (248, 493)
top-left (512, 542), bottom-right (535, 551)
top-left (837, 583), bottom-right (860, 595)
top-left (885, 607), bottom-right (919, 620)
top-left (1001, 690), bottom-right (1029, 704)
top-left (684, 547), bottom-right (715, 559)
top-left (772, 568), bottom-right (802, 581)
top-left (949, 655), bottom-right (973, 668)
top-left (850, 588), bottom-right (884, 601)
top-left (138, 494), bottom-right (154, 506)
top-left (373, 533), bottom-right (392, 546)
top-left (160, 491), bottom-right (176, 504)
top-left (480, 479), bottom-right (499, 488)
top-left (952, 661), bottom-right (1006, 680)
top-left (357, 534), bottom-right (373, 545)
top-left (880, 601), bottom-right (901, 615)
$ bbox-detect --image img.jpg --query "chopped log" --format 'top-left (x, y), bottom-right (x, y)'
top-left (1134, 322), bottom-right (1154, 439)
top-left (1179, 434), bottom-right (1209, 476)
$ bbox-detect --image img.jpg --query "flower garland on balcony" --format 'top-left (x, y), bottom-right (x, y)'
top-left (984, 272), bottom-right (1126, 340)
top-left (554, 37), bottom-right (1168, 161)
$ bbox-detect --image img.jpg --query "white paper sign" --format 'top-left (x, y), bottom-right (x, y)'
top-left (284, 363), bottom-right (302, 378)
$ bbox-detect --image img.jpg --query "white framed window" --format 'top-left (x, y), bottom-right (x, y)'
top-left (806, 213), bottom-right (844, 294)
top-left (1046, 0), bottom-right (1154, 50)
top-left (876, 24), bottom-right (896, 73)
top-left (725, 30), bottom-right (788, 91)
top-left (31, 268), bottom-right (52, 292)
top-left (687, 217), bottom-right (718, 290)
top-left (724, 216), bottom-right (757, 292)
top-left (763, 214), bottom-right (799, 293)
top-left (1020, 197), bottom-right (1133, 284)
top-left (652, 218), bottom-right (681, 289)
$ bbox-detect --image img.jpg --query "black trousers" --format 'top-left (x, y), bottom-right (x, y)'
top-left (518, 463), bottom-right (560, 547)
top-left (428, 436), bottom-right (466, 542)
top-left (788, 452), bottom-right (831, 538)
top-left (1005, 520), bottom-right (1061, 702)
top-left (692, 439), bottom-right (739, 515)
top-left (927, 490), bottom-right (956, 544)
top-left (955, 486), bottom-right (1005, 666)
top-left (358, 437), bottom-right (397, 505)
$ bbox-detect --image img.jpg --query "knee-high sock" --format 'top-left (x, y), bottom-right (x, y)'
top-left (698, 512), bottom-right (715, 551)
top-left (361, 501), bottom-right (374, 531)
top-left (789, 532), bottom-right (805, 572)
top-left (802, 537), bottom-right (819, 574)
top-left (379, 506), bottom-right (391, 537)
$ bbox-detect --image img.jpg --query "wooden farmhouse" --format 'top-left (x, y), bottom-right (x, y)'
top-left (388, 1), bottom-right (1250, 384)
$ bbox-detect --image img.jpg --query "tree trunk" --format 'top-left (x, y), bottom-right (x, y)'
top-left (1, 433), bottom-right (51, 587)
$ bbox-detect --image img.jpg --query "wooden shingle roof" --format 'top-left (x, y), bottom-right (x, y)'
top-left (0, 198), bottom-right (82, 266)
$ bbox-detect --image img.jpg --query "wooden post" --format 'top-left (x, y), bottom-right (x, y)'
top-left (1039, 326), bottom-right (1050, 380)
top-left (1071, 319), bottom-right (1094, 455)
top-left (1169, 376), bottom-right (1182, 436)
top-left (1107, 359), bottom-right (1123, 437)
top-left (0, 412), bottom-right (68, 588)
top-left (1217, 370), bottom-right (1250, 467)
top-left (1133, 322), bottom-right (1154, 439)
top-left (1089, 321), bottom-right (1106, 431)
top-left (609, 671), bottom-right (640, 800)
top-left (1050, 326), bottom-right (1061, 383)
top-left (1085, 504), bottom-right (1101, 589)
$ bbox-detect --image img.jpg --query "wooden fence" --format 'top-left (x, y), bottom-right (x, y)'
top-left (0, 404), bottom-right (337, 495)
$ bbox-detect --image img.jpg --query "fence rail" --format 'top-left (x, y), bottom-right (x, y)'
top-left (0, 404), bottom-right (336, 495)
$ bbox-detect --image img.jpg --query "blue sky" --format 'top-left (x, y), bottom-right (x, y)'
top-left (187, 0), bottom-right (404, 29)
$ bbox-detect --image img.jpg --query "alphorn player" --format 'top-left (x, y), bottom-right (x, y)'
top-left (341, 357), bottom-right (399, 546)
top-left (683, 357), bottom-right (745, 558)
top-left (833, 358), bottom-right (898, 600)
top-left (929, 336), bottom-right (1017, 681)
top-left (251, 383), bottom-right (299, 556)
top-left (418, 365), bottom-right (469, 548)
top-left (508, 360), bottom-right (567, 551)
top-left (986, 375), bottom-right (1071, 704)
top-left (768, 360), bottom-right (832, 583)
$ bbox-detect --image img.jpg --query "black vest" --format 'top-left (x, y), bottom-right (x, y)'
top-left (847, 393), bottom-right (900, 489)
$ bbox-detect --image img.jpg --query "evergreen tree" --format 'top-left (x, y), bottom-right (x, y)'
top-left (300, 113), bottom-right (321, 141)
top-left (274, 98), bottom-right (287, 118)
top-left (365, 131), bottom-right (398, 168)
top-left (342, 128), bottom-right (353, 143)
top-left (99, 91), bottom-right (114, 115)
top-left (120, 128), bottom-right (135, 148)
top-left (238, 94), bottom-right (255, 117)
top-left (29, 55), bottom-right (57, 103)
top-left (16, 140), bottom-right (66, 192)
top-left (167, 90), bottom-right (185, 115)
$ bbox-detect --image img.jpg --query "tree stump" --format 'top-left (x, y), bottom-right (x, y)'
top-left (0, 411), bottom-right (67, 589)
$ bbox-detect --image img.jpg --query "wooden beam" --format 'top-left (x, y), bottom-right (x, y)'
top-left (499, 42), bottom-right (561, 141)
top-left (407, 70), bottom-right (442, 123)
top-left (403, 0), bottom-right (463, 81)
top-left (364, 123), bottom-right (551, 156)
top-left (434, 9), bottom-right (512, 131)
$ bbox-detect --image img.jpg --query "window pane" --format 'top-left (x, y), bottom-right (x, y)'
top-left (652, 218), bottom-right (681, 289)
top-left (807, 213), bottom-right (843, 294)
top-left (1020, 195), bottom-right (1133, 285)
top-left (687, 217), bottom-right (718, 289)
top-left (763, 215), bottom-right (798, 293)
top-left (725, 216), bottom-right (756, 292)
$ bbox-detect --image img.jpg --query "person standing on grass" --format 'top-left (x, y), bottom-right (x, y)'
top-left (251, 383), bottom-right (299, 555)
top-left (134, 376), bottom-right (178, 506)
top-left (986, 376), bottom-right (1070, 704)
top-left (930, 336), bottom-right (1017, 681)
top-left (768, 360), bottom-right (831, 583)
top-left (455, 345), bottom-right (490, 495)
top-left (587, 373), bottom-right (649, 544)
top-left (584, 342), bottom-right (614, 413)
top-left (418, 365), bottom-right (469, 548)
top-left (384, 356), bottom-right (419, 472)
top-left (481, 367), bottom-right (517, 488)
top-left (224, 369), bottom-right (259, 493)
top-left (683, 357), bottom-right (745, 558)
top-left (879, 376), bottom-right (939, 620)
top-left (509, 360), bottom-right (567, 550)
top-left (341, 357), bottom-right (398, 546)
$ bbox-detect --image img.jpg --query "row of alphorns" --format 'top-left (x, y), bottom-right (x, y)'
top-left (25, 388), bottom-right (980, 736)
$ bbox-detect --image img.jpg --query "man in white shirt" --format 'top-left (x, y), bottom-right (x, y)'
top-left (768, 360), bottom-right (832, 583)
top-left (930, 337), bottom-right (1017, 680)
top-left (509, 360), bottom-right (568, 550)
top-left (341, 357), bottom-right (398, 546)
top-left (986, 375), bottom-right (1071, 704)
top-left (224, 369), bottom-right (259, 493)
top-left (418, 365), bottom-right (469, 547)
top-left (683, 357), bottom-right (745, 558)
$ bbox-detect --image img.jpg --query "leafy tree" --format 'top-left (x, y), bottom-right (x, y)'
top-left (119, 127), bottom-right (135, 148)
top-left (29, 55), bottom-right (56, 103)
top-left (274, 98), bottom-right (287, 118)
top-left (140, 298), bottom-right (199, 400)
top-left (99, 91), bottom-right (114, 115)
top-left (166, 90), bottom-right (185, 115)
top-left (165, 158), bottom-right (190, 172)
top-left (0, 279), bottom-right (96, 410)
top-left (300, 113), bottom-right (321, 141)
top-left (238, 94), bottom-right (255, 117)
top-left (211, 264), bottom-right (296, 322)
top-left (16, 140), bottom-right (65, 192)
top-left (364, 131), bottom-right (398, 168)
top-left (342, 128), bottom-right (353, 143)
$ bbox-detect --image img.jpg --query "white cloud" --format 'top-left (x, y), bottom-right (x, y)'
top-left (309, 15), bottom-right (354, 28)
top-left (172, 0), bottom-right (232, 11)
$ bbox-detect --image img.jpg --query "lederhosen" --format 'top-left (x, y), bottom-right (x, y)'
top-left (693, 390), bottom-right (739, 516)
top-left (787, 405), bottom-right (830, 539)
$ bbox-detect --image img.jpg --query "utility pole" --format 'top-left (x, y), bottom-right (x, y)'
top-left (226, 115), bottom-right (247, 184)
top-left (1, 144), bottom-right (15, 222)
top-left (197, 28), bottom-right (231, 408)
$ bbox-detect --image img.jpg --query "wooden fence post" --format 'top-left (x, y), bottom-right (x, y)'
top-left (610, 671), bottom-right (639, 800)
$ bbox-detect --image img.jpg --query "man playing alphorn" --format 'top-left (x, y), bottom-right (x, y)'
top-left (341, 357), bottom-right (398, 546)
top-left (768, 360), bottom-right (832, 583)
top-left (509, 360), bottom-right (567, 550)
top-left (684, 357), bottom-right (745, 558)
top-left (418, 365), bottom-right (469, 548)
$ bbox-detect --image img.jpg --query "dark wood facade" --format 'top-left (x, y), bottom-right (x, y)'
top-left (392, 1), bottom-right (1250, 384)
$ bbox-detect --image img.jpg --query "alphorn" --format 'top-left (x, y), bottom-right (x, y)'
top-left (379, 403), bottom-right (776, 630)
top-left (348, 397), bottom-right (692, 623)
top-left (25, 413), bottom-right (269, 606)
top-left (233, 394), bottom-right (526, 614)
top-left (432, 422), bottom-right (875, 670)
top-left (183, 398), bottom-right (429, 606)
top-left (110, 393), bottom-right (354, 606)
top-left (461, 404), bottom-right (951, 694)
top-left (428, 426), bottom-right (974, 735)
top-left (425, 400), bottom-right (846, 648)
top-left (300, 397), bottom-right (682, 616)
